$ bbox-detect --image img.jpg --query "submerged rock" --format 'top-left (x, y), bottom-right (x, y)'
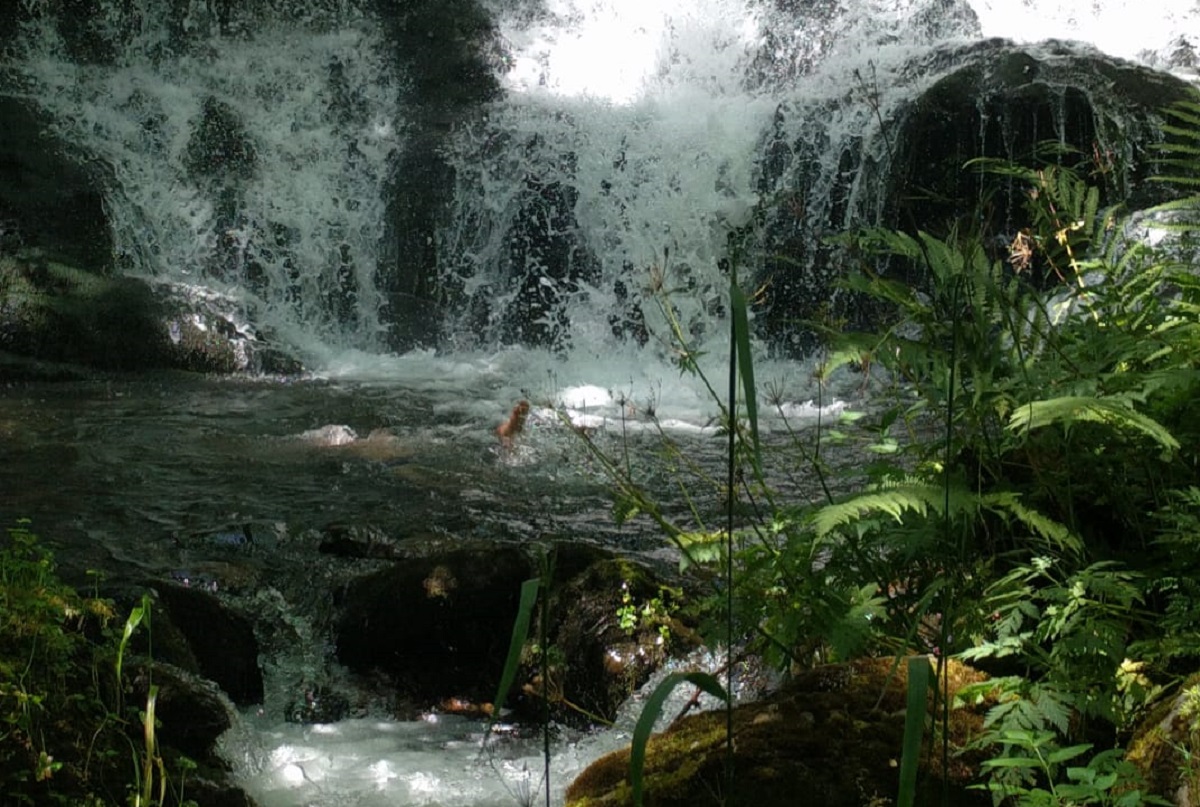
top-left (286, 684), bottom-right (352, 725)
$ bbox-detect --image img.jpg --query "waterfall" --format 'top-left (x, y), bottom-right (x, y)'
top-left (3, 4), bottom-right (1199, 807)
top-left (3, 0), bottom-right (1196, 369)
top-left (7, 1), bottom-right (402, 353)
top-left (433, 0), bottom-right (986, 357)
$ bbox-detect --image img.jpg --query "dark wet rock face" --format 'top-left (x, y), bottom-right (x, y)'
top-left (184, 96), bottom-right (259, 187)
top-left (335, 545), bottom-right (535, 709)
top-left (372, 0), bottom-right (509, 351)
top-left (0, 97), bottom-right (113, 270)
top-left (379, 136), bottom-right (455, 353)
top-left (752, 40), bottom-right (1199, 356)
top-left (887, 40), bottom-right (1197, 238)
top-left (153, 582), bottom-right (265, 707)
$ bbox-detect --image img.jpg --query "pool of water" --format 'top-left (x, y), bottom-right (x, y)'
top-left (0, 355), bottom-right (856, 806)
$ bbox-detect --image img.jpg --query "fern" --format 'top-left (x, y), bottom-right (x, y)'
top-left (1007, 395), bottom-right (1180, 452)
top-left (1154, 99), bottom-right (1200, 187)
top-left (812, 479), bottom-right (981, 539)
top-left (977, 493), bottom-right (1081, 555)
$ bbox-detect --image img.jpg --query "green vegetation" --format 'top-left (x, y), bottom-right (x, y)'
top-left (563, 94), bottom-right (1200, 804)
top-left (0, 520), bottom-right (194, 806)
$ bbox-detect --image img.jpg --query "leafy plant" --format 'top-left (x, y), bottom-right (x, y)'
top-left (0, 523), bottom-right (197, 806)
top-left (616, 579), bottom-right (676, 643)
top-left (0, 519), bottom-right (115, 803)
top-left (974, 730), bottom-right (1168, 806)
top-left (544, 91), bottom-right (1200, 805)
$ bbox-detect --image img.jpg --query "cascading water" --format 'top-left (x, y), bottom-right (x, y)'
top-left (8, 0), bottom-right (401, 353)
top-left (3, 1), bottom-right (1199, 806)
top-left (7, 0), bottom-right (1196, 371)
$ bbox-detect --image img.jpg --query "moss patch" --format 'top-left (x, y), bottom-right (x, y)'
top-left (1127, 673), bottom-right (1200, 804)
top-left (566, 657), bottom-right (992, 807)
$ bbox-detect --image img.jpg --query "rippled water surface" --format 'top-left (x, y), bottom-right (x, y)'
top-left (0, 368), bottom-right (850, 572)
top-left (1, 373), bottom-right (637, 571)
top-left (0, 368), bottom-right (846, 806)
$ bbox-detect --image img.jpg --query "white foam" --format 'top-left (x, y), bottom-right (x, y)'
top-left (968, 0), bottom-right (1199, 63)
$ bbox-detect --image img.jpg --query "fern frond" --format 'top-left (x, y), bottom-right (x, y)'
top-left (978, 493), bottom-right (1081, 555)
top-left (812, 480), bottom-right (978, 538)
top-left (1007, 395), bottom-right (1180, 452)
top-left (1162, 100), bottom-right (1200, 128)
top-left (813, 484), bottom-right (936, 538)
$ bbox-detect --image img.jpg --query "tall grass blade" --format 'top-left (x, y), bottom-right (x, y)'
top-left (630, 671), bottom-right (729, 807)
top-left (482, 576), bottom-right (541, 751)
top-left (116, 595), bottom-right (148, 686)
top-left (898, 656), bottom-right (933, 807)
top-left (730, 277), bottom-right (761, 469)
top-left (139, 683), bottom-right (159, 807)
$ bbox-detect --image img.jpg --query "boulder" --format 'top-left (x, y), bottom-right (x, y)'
top-left (151, 582), bottom-right (265, 707)
top-left (128, 661), bottom-right (234, 761)
top-left (332, 541), bottom-right (691, 724)
top-left (887, 39), bottom-right (1197, 238)
top-left (0, 249), bottom-right (303, 374)
top-left (1127, 674), bottom-right (1200, 806)
top-left (334, 544), bottom-right (536, 711)
top-left (753, 40), bottom-right (1199, 356)
top-left (565, 657), bottom-right (992, 807)
top-left (527, 553), bottom-right (699, 726)
top-left (0, 251), bottom-right (168, 369)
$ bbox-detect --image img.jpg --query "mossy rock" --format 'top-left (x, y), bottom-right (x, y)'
top-left (565, 657), bottom-right (992, 807)
top-left (523, 551), bottom-right (699, 727)
top-left (0, 251), bottom-right (169, 369)
top-left (1127, 673), bottom-right (1200, 805)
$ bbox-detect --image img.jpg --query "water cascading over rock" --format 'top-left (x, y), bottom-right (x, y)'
top-left (1, 0), bottom-right (1196, 371)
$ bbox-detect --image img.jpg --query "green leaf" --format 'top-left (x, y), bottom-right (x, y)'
top-left (485, 577), bottom-right (540, 742)
top-left (1047, 743), bottom-right (1092, 765)
top-left (897, 656), bottom-right (933, 807)
top-left (1007, 396), bottom-right (1180, 452)
top-left (730, 278), bottom-right (762, 471)
top-left (675, 531), bottom-right (725, 570)
top-left (979, 493), bottom-right (1081, 554)
top-left (813, 482), bottom-right (958, 538)
top-left (116, 594), bottom-right (150, 685)
top-left (613, 495), bottom-right (641, 526)
top-left (980, 757), bottom-right (1042, 769)
top-left (630, 672), bottom-right (728, 807)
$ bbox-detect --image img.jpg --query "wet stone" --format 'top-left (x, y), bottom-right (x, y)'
top-left (286, 684), bottom-right (352, 725)
top-left (154, 581), bottom-right (264, 707)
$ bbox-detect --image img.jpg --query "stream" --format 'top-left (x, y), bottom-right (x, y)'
top-left (2, 0), bottom-right (1196, 802)
top-left (0, 349), bottom-right (850, 806)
